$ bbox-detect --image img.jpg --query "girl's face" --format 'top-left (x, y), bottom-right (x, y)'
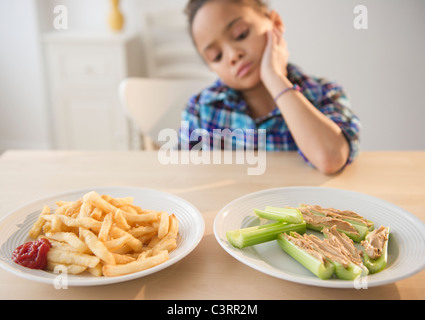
top-left (192, 1), bottom-right (273, 91)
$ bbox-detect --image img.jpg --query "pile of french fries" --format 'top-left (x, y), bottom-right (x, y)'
top-left (28, 191), bottom-right (179, 277)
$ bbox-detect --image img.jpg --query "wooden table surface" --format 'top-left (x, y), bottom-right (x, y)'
top-left (0, 150), bottom-right (424, 300)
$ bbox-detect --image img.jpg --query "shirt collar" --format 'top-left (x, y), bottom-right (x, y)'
top-left (198, 78), bottom-right (247, 112)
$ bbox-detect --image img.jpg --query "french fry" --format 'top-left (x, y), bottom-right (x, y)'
top-left (129, 204), bottom-right (145, 215)
top-left (28, 205), bottom-right (50, 239)
top-left (102, 195), bottom-right (134, 208)
top-left (158, 211), bottom-right (170, 239)
top-left (54, 202), bottom-right (73, 216)
top-left (139, 233), bottom-right (157, 245)
top-left (98, 213), bottom-right (113, 242)
top-left (103, 235), bottom-right (132, 252)
top-left (111, 243), bottom-right (133, 255)
top-left (120, 205), bottom-right (138, 215)
top-left (47, 262), bottom-right (87, 275)
top-left (102, 250), bottom-right (169, 277)
top-left (110, 226), bottom-right (143, 252)
top-left (121, 211), bottom-right (160, 224)
top-left (90, 207), bottom-right (102, 220)
top-left (46, 238), bottom-right (82, 253)
top-left (148, 236), bottom-right (160, 248)
top-left (42, 221), bottom-right (52, 234)
top-left (83, 191), bottom-right (119, 214)
top-left (43, 214), bottom-right (102, 232)
top-left (151, 238), bottom-right (177, 255)
top-left (128, 225), bottom-right (157, 238)
top-left (88, 263), bottom-right (103, 277)
top-left (64, 199), bottom-right (82, 217)
top-left (114, 209), bottom-right (131, 231)
top-left (168, 214), bottom-right (179, 239)
top-left (81, 229), bottom-right (116, 265)
top-left (79, 201), bottom-right (92, 218)
top-left (112, 253), bottom-right (136, 265)
top-left (45, 231), bottom-right (90, 253)
top-left (47, 248), bottom-right (100, 268)
top-left (50, 215), bottom-right (63, 233)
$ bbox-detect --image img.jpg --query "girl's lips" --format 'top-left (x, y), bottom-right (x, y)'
top-left (236, 62), bottom-right (253, 78)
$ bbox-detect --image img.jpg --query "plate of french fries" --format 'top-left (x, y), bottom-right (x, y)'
top-left (0, 187), bottom-right (204, 286)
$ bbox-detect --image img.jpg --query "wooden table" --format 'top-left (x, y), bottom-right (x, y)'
top-left (0, 150), bottom-right (424, 300)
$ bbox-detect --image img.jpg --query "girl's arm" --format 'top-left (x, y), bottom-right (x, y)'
top-left (261, 30), bottom-right (351, 174)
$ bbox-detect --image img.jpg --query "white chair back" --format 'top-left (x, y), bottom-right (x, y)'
top-left (119, 77), bottom-right (213, 149)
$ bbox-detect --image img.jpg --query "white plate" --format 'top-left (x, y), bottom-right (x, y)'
top-left (214, 187), bottom-right (425, 288)
top-left (0, 186), bottom-right (204, 286)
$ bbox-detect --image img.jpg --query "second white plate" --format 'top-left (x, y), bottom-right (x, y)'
top-left (214, 186), bottom-right (425, 288)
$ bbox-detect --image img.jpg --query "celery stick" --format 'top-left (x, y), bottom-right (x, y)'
top-left (344, 224), bottom-right (369, 243)
top-left (301, 206), bottom-right (370, 241)
top-left (304, 222), bottom-right (367, 243)
top-left (254, 206), bottom-right (304, 224)
top-left (363, 227), bottom-right (390, 274)
top-left (344, 218), bottom-right (375, 232)
top-left (332, 261), bottom-right (363, 280)
top-left (226, 222), bottom-right (306, 249)
top-left (277, 233), bottom-right (334, 280)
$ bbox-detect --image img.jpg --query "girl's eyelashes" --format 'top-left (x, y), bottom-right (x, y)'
top-left (235, 28), bottom-right (250, 41)
top-left (213, 52), bottom-right (223, 62)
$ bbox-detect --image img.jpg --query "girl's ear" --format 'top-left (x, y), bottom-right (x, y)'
top-left (269, 10), bottom-right (285, 34)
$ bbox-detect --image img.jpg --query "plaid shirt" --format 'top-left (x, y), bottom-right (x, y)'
top-left (179, 63), bottom-right (361, 167)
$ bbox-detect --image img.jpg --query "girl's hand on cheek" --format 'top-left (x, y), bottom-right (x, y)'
top-left (260, 28), bottom-right (290, 94)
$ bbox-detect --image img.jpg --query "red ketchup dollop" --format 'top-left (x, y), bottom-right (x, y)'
top-left (12, 238), bottom-right (51, 270)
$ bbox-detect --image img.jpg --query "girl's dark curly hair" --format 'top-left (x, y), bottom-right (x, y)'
top-left (185, 0), bottom-right (269, 35)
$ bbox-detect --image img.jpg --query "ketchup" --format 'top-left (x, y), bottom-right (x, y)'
top-left (12, 238), bottom-right (51, 270)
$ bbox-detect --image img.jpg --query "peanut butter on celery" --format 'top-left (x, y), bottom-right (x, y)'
top-left (361, 226), bottom-right (389, 260)
top-left (300, 207), bottom-right (360, 236)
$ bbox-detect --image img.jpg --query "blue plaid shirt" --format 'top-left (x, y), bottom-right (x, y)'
top-left (179, 63), bottom-right (361, 167)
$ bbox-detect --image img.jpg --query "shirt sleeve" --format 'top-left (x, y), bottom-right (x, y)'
top-left (318, 80), bottom-right (361, 166)
top-left (296, 79), bottom-right (361, 170)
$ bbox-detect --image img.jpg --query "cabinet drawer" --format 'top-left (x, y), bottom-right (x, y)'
top-left (64, 54), bottom-right (110, 80)
top-left (47, 45), bottom-right (123, 86)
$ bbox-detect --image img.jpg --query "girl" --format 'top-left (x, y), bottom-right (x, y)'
top-left (180, 0), bottom-right (361, 174)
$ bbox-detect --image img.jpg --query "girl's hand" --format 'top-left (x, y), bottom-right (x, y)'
top-left (260, 26), bottom-right (290, 95)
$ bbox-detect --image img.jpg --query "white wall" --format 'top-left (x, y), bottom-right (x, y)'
top-left (1, 0), bottom-right (424, 153)
top-left (270, 0), bottom-right (425, 150)
top-left (0, 0), bottom-right (50, 152)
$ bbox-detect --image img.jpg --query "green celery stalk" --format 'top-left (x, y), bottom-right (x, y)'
top-left (304, 223), bottom-right (368, 243)
top-left (277, 233), bottom-right (335, 280)
top-left (226, 222), bottom-right (306, 249)
top-left (254, 206), bottom-right (304, 224)
top-left (331, 261), bottom-right (363, 280)
top-left (343, 218), bottom-right (375, 232)
top-left (346, 224), bottom-right (369, 242)
top-left (363, 227), bottom-right (390, 274)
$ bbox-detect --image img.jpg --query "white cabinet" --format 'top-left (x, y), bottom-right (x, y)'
top-left (43, 32), bottom-right (142, 150)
